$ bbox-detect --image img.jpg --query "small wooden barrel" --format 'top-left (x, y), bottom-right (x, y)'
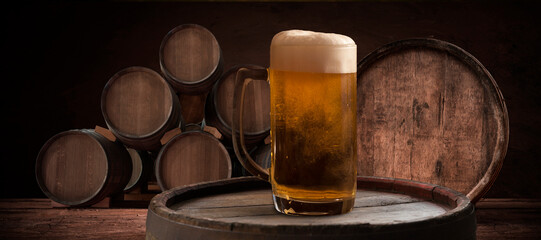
top-left (35, 129), bottom-right (132, 206)
top-left (146, 176), bottom-right (475, 240)
top-left (160, 24), bottom-right (223, 94)
top-left (101, 66), bottom-right (182, 151)
top-left (155, 131), bottom-right (231, 191)
top-left (205, 64), bottom-right (270, 146)
top-left (124, 148), bottom-right (151, 192)
top-left (357, 38), bottom-right (509, 203)
top-left (178, 92), bottom-right (207, 125)
top-left (250, 143), bottom-right (271, 170)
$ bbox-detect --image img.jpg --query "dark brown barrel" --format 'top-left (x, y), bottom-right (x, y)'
top-left (205, 64), bottom-right (270, 146)
top-left (178, 92), bottom-right (207, 125)
top-left (101, 66), bottom-right (182, 151)
top-left (124, 148), bottom-right (151, 192)
top-left (35, 129), bottom-right (132, 206)
top-left (250, 143), bottom-right (271, 170)
top-left (357, 38), bottom-right (509, 203)
top-left (155, 131), bottom-right (231, 191)
top-left (146, 176), bottom-right (476, 240)
top-left (160, 24), bottom-right (223, 94)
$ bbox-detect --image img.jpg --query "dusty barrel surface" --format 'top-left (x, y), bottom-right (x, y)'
top-left (101, 66), bottom-right (182, 151)
top-left (205, 64), bottom-right (270, 145)
top-left (357, 38), bottom-right (509, 203)
top-left (146, 176), bottom-right (476, 240)
top-left (35, 129), bottom-right (132, 206)
top-left (155, 131), bottom-right (231, 191)
top-left (160, 24), bottom-right (223, 94)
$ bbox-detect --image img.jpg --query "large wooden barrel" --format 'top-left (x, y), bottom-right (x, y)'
top-left (35, 129), bottom-right (132, 206)
top-left (146, 176), bottom-right (475, 240)
top-left (357, 38), bottom-right (509, 203)
top-left (101, 66), bottom-right (182, 151)
top-left (155, 131), bottom-right (231, 191)
top-left (205, 64), bottom-right (270, 146)
top-left (160, 24), bottom-right (223, 94)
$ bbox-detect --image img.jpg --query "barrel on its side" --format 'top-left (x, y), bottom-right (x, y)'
top-left (205, 64), bottom-right (270, 146)
top-left (146, 176), bottom-right (476, 239)
top-left (178, 92), bottom-right (207, 125)
top-left (356, 39), bottom-right (509, 203)
top-left (101, 66), bottom-right (182, 151)
top-left (124, 148), bottom-right (152, 192)
top-left (160, 24), bottom-right (223, 94)
top-left (155, 131), bottom-right (231, 191)
top-left (36, 129), bottom-right (132, 206)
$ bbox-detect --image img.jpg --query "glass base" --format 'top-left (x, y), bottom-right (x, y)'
top-left (273, 195), bottom-right (354, 216)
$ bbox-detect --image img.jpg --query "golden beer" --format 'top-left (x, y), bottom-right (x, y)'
top-left (268, 30), bottom-right (357, 215)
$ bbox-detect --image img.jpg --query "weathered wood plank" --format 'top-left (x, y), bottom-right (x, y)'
top-left (0, 208), bottom-right (147, 240)
top-left (210, 201), bottom-right (447, 225)
top-left (476, 208), bottom-right (541, 240)
top-left (476, 198), bottom-right (541, 209)
top-left (0, 198), bottom-right (540, 239)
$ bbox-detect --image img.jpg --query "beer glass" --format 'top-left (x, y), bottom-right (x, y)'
top-left (232, 30), bottom-right (357, 216)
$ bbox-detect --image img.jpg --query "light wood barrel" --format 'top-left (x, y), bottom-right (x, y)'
top-left (160, 24), bottom-right (223, 94)
top-left (124, 148), bottom-right (151, 192)
top-left (155, 131), bottom-right (231, 191)
top-left (146, 176), bottom-right (475, 240)
top-left (205, 64), bottom-right (270, 146)
top-left (101, 66), bottom-right (182, 151)
top-left (357, 38), bottom-right (509, 203)
top-left (36, 129), bottom-right (132, 206)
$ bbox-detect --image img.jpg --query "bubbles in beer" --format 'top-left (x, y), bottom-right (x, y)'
top-left (270, 69), bottom-right (357, 200)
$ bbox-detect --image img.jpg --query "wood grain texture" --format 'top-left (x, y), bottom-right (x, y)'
top-left (155, 131), bottom-right (231, 191)
top-left (357, 39), bottom-right (508, 203)
top-left (101, 66), bottom-right (182, 151)
top-left (205, 64), bottom-right (270, 145)
top-left (178, 92), bottom-right (207, 124)
top-left (0, 207), bottom-right (147, 240)
top-left (160, 24), bottom-right (223, 94)
top-left (35, 130), bottom-right (132, 206)
top-left (0, 198), bottom-right (539, 240)
top-left (146, 176), bottom-right (475, 239)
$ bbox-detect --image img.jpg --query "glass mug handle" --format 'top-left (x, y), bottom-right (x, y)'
top-left (232, 67), bottom-right (270, 181)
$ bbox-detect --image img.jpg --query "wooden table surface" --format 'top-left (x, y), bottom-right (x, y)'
top-left (0, 198), bottom-right (540, 240)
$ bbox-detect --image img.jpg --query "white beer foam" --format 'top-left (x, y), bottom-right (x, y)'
top-left (270, 30), bottom-right (357, 74)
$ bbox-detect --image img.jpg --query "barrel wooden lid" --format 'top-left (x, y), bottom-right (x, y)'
top-left (146, 176), bottom-right (475, 239)
top-left (155, 131), bottom-right (232, 191)
top-left (357, 38), bottom-right (509, 203)
top-left (101, 66), bottom-right (174, 138)
top-left (36, 130), bottom-right (107, 205)
top-left (160, 24), bottom-right (221, 84)
top-left (212, 65), bottom-right (270, 135)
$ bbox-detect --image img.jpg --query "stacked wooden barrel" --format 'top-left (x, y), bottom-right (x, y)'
top-left (35, 24), bottom-right (271, 206)
top-left (36, 25), bottom-right (507, 217)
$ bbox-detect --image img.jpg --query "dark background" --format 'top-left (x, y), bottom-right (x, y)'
top-left (1, 1), bottom-right (540, 199)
